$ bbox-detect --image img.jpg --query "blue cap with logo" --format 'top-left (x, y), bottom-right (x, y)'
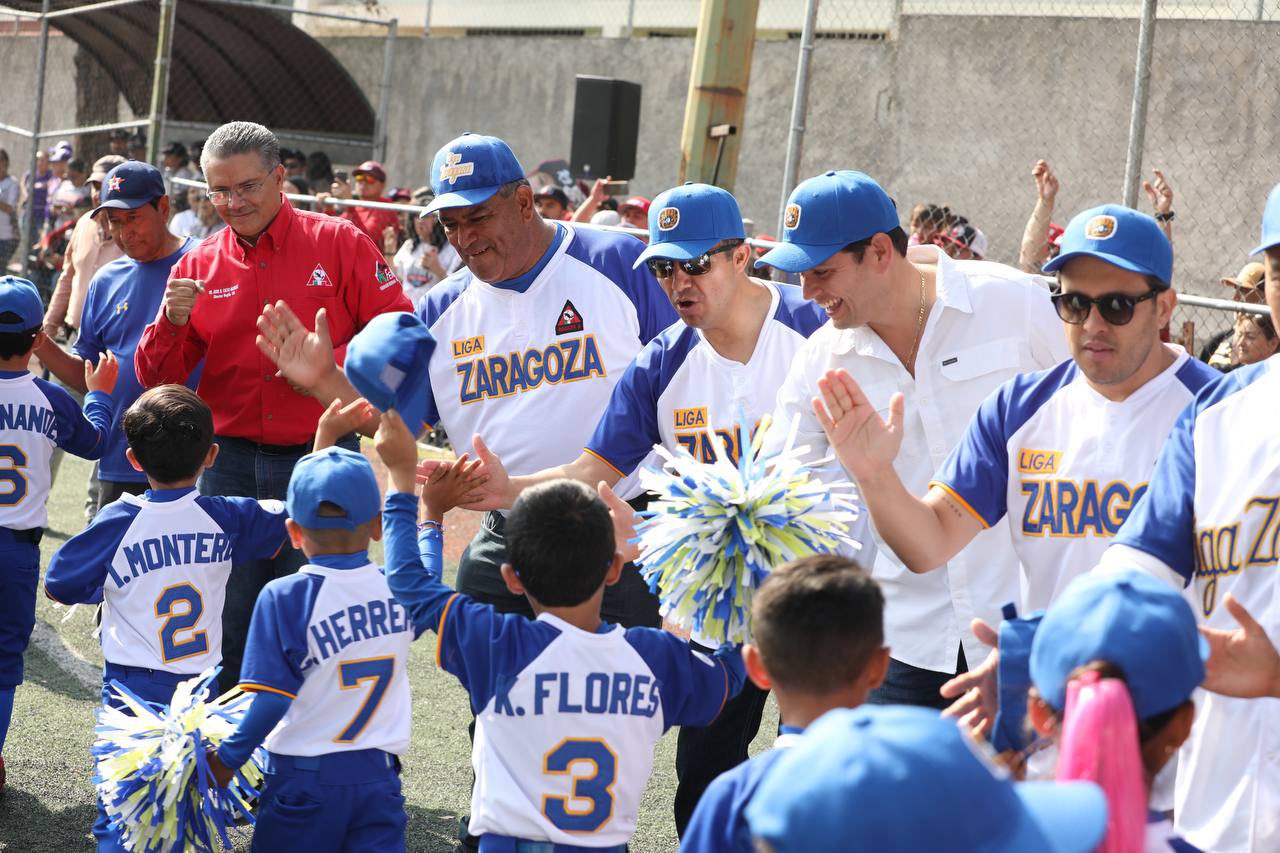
top-left (1031, 569), bottom-right (1206, 719)
top-left (344, 311), bottom-right (436, 439)
top-left (422, 133), bottom-right (525, 217)
top-left (1042, 204), bottom-right (1173, 287)
top-left (1251, 182), bottom-right (1280, 256)
top-left (286, 446), bottom-right (381, 531)
top-left (754, 170), bottom-right (900, 273)
top-left (89, 161), bottom-right (168, 218)
top-left (0, 276), bottom-right (45, 333)
top-left (632, 182), bottom-right (746, 268)
top-left (746, 705), bottom-right (1108, 853)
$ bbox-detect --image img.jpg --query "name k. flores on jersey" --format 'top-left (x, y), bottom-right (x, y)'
top-left (1020, 480), bottom-right (1148, 537)
top-left (490, 670), bottom-right (661, 719)
top-left (456, 335), bottom-right (605, 405)
top-left (305, 597), bottom-right (414, 670)
top-left (108, 532), bottom-right (234, 589)
top-left (1194, 494), bottom-right (1280, 617)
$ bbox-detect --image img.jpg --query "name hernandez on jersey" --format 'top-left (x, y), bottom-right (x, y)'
top-left (43, 489), bottom-right (287, 673)
top-left (932, 350), bottom-right (1215, 610)
top-left (416, 223), bottom-right (676, 486)
top-left (0, 372), bottom-right (112, 530)
top-left (585, 282), bottom-right (826, 475)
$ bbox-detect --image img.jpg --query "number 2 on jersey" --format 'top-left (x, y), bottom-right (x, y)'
top-left (542, 738), bottom-right (617, 833)
top-left (155, 583), bottom-right (209, 663)
top-left (335, 656), bottom-right (395, 743)
top-left (0, 445), bottom-right (29, 506)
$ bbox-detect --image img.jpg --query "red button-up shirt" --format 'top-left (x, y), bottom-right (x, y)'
top-left (135, 198), bottom-right (411, 445)
top-left (342, 199), bottom-right (402, 247)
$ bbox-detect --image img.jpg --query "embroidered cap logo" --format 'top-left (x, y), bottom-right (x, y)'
top-left (439, 152), bottom-right (475, 186)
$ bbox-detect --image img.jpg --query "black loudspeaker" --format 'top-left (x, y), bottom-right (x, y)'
top-left (570, 76), bottom-right (642, 181)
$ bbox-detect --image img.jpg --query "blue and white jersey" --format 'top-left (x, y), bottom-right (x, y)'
top-left (44, 487), bottom-right (286, 673)
top-left (932, 348), bottom-right (1215, 610)
top-left (680, 727), bottom-right (804, 853)
top-left (239, 545), bottom-right (429, 758)
top-left (0, 370), bottom-right (111, 530)
top-left (1101, 356), bottom-right (1280, 853)
top-left (73, 238), bottom-right (199, 483)
top-left (417, 223), bottom-right (676, 502)
top-left (380, 491), bottom-right (737, 847)
top-left (585, 281), bottom-right (826, 475)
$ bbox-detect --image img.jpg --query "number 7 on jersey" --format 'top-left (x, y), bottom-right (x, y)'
top-left (335, 656), bottom-right (395, 743)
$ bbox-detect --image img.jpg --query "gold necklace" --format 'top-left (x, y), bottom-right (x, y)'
top-left (905, 270), bottom-right (927, 371)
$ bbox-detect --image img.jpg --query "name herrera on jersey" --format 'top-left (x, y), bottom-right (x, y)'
top-left (305, 597), bottom-right (413, 669)
top-left (456, 335), bottom-right (605, 405)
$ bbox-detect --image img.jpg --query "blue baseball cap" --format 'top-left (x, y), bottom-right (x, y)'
top-left (632, 182), bottom-right (746, 268)
top-left (1031, 570), bottom-right (1207, 719)
top-left (0, 276), bottom-right (44, 332)
top-left (285, 446), bottom-right (381, 531)
top-left (754, 170), bottom-right (900, 273)
top-left (89, 161), bottom-right (167, 218)
top-left (344, 311), bottom-right (436, 439)
top-left (422, 133), bottom-right (525, 217)
top-left (1042, 204), bottom-right (1173, 287)
top-left (1251, 182), bottom-right (1280, 256)
top-left (746, 705), bottom-right (1108, 853)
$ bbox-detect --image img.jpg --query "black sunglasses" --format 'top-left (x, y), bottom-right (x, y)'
top-left (646, 241), bottom-right (742, 279)
top-left (1050, 287), bottom-right (1161, 326)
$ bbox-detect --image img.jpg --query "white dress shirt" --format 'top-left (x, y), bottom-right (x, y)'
top-left (767, 245), bottom-right (1069, 672)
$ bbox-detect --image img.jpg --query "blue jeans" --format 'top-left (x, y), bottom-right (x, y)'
top-left (867, 646), bottom-right (969, 710)
top-left (198, 435), bottom-right (354, 692)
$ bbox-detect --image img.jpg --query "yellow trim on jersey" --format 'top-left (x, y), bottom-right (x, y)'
top-left (929, 481), bottom-right (991, 530)
top-left (582, 447), bottom-right (627, 481)
top-left (239, 682), bottom-right (298, 700)
top-left (435, 593), bottom-right (461, 670)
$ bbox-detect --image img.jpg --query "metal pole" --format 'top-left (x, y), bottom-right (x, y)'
top-left (624, 0), bottom-right (636, 36)
top-left (1255, 0), bottom-right (1265, 21)
top-left (776, 0), bottom-right (820, 237)
top-left (1121, 0), bottom-right (1157, 209)
top-left (145, 0), bottom-right (178, 164)
top-left (373, 18), bottom-right (398, 163)
top-left (423, 0), bottom-right (431, 36)
top-left (20, 0), bottom-right (50, 278)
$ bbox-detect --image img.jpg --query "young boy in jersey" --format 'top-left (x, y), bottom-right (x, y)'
top-left (205, 408), bottom-right (443, 851)
top-left (43, 385), bottom-right (288, 850)
top-left (680, 554), bottom-right (888, 853)
top-left (0, 274), bottom-right (117, 792)
top-left (375, 409), bottom-right (745, 851)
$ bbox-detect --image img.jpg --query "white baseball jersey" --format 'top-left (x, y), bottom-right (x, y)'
top-left (1102, 356), bottom-right (1277, 853)
top-left (44, 488), bottom-right (287, 673)
top-left (239, 552), bottom-right (428, 757)
top-left (585, 280), bottom-right (826, 475)
top-left (932, 348), bottom-right (1217, 611)
top-left (765, 245), bottom-right (1069, 672)
top-left (417, 222), bottom-right (676, 502)
top-left (377, 492), bottom-right (735, 847)
top-left (0, 372), bottom-right (112, 530)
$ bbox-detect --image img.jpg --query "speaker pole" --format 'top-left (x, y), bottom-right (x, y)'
top-left (678, 0), bottom-right (759, 191)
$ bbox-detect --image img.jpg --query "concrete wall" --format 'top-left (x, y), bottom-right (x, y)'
top-left (325, 16), bottom-right (1276, 295)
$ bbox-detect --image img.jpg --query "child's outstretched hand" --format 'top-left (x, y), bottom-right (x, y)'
top-left (315, 397), bottom-right (376, 451)
top-left (84, 350), bottom-right (118, 395)
top-left (420, 453), bottom-right (489, 523)
top-left (599, 481), bottom-right (640, 564)
top-left (374, 409), bottom-right (420, 492)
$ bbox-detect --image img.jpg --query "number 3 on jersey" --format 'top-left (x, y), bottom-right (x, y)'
top-left (541, 738), bottom-right (617, 833)
top-left (335, 656), bottom-right (395, 743)
top-left (156, 582), bottom-right (209, 663)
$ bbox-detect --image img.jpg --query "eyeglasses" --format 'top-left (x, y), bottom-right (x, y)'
top-left (646, 241), bottom-right (743, 279)
top-left (1050, 287), bottom-right (1161, 326)
top-left (206, 175), bottom-right (271, 206)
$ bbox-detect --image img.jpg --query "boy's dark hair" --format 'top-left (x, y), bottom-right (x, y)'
top-left (505, 479), bottom-right (614, 607)
top-left (752, 554), bottom-right (884, 694)
top-left (122, 385), bottom-right (213, 483)
top-left (0, 315), bottom-right (39, 359)
top-left (844, 226), bottom-right (910, 261)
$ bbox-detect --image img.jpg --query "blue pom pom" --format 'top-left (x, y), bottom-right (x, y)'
top-left (93, 667), bottom-right (266, 852)
top-left (633, 415), bottom-right (862, 645)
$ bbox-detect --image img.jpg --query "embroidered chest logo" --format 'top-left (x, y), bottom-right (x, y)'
top-left (440, 152), bottom-right (474, 185)
top-left (308, 263), bottom-right (330, 287)
top-left (555, 299), bottom-right (584, 335)
top-left (375, 260), bottom-right (399, 289)
top-left (114, 300), bottom-right (128, 315)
